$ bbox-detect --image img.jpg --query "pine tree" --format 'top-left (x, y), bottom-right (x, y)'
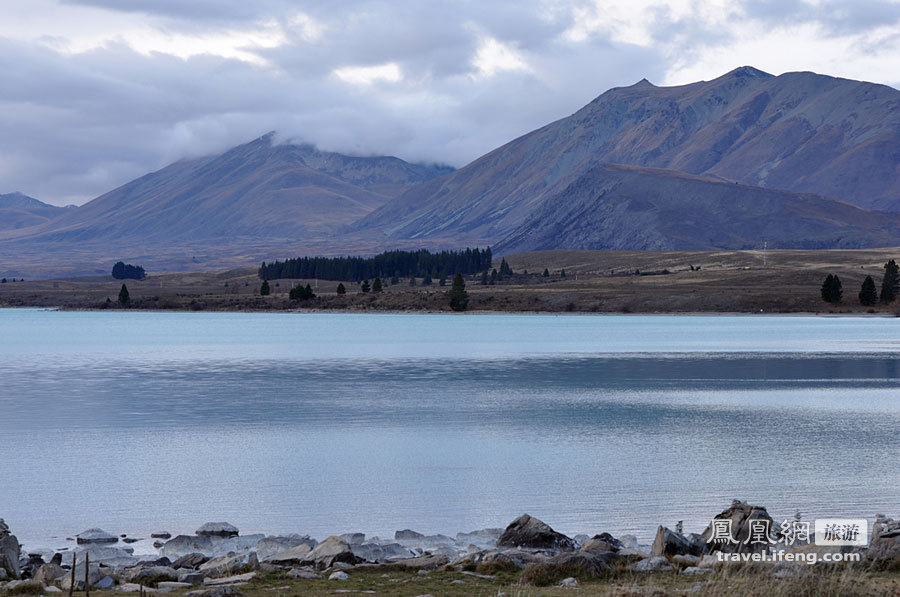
top-left (409, 276), bottom-right (416, 286)
top-left (561, 269), bottom-right (566, 278)
top-left (499, 258), bottom-right (513, 277)
top-left (439, 275), bottom-right (447, 286)
top-left (859, 276), bottom-right (877, 306)
top-left (260, 280), bottom-right (270, 296)
top-left (490, 269), bottom-right (498, 284)
top-left (480, 271), bottom-right (488, 285)
top-left (372, 277), bottom-right (383, 292)
top-left (821, 274), bottom-right (842, 303)
top-left (449, 273), bottom-right (469, 312)
top-left (423, 274), bottom-right (433, 285)
top-left (881, 259), bottom-right (899, 303)
top-left (390, 276), bottom-right (399, 285)
top-left (336, 283), bottom-right (346, 295)
top-left (118, 283), bottom-right (130, 306)
top-left (361, 279), bottom-right (371, 293)
top-left (543, 268), bottom-right (550, 277)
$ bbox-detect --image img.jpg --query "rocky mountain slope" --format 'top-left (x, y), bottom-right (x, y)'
top-left (354, 67), bottom-right (900, 244)
top-left (0, 192), bottom-right (68, 231)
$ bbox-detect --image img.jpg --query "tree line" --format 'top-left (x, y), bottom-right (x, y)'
top-left (258, 247), bottom-right (492, 281)
top-left (111, 261), bottom-right (146, 280)
top-left (821, 259), bottom-right (899, 305)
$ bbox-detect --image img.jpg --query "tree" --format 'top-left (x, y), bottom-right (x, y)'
top-left (118, 283), bottom-right (130, 306)
top-left (409, 276), bottom-right (416, 286)
top-left (290, 283), bottom-right (315, 300)
top-left (480, 271), bottom-right (488, 285)
top-left (423, 274), bottom-right (433, 285)
top-left (260, 280), bottom-right (271, 296)
top-left (543, 268), bottom-right (550, 277)
top-left (561, 269), bottom-right (566, 278)
top-left (361, 279), bottom-right (371, 293)
top-left (439, 275), bottom-right (446, 286)
top-left (336, 283), bottom-right (346, 295)
top-left (111, 261), bottom-right (146, 280)
top-left (449, 273), bottom-right (469, 312)
top-left (490, 269), bottom-right (498, 285)
top-left (820, 274), bottom-right (842, 303)
top-left (859, 276), bottom-right (878, 306)
top-left (881, 259), bottom-right (899, 303)
top-left (499, 258), bottom-right (513, 277)
top-left (372, 277), bottom-right (383, 292)
top-left (390, 276), bottom-right (399, 285)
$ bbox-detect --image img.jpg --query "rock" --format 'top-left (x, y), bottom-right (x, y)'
top-left (339, 533), bottom-right (365, 546)
top-left (198, 586), bottom-right (244, 597)
top-left (698, 554), bottom-right (719, 568)
top-left (202, 572), bottom-right (255, 586)
top-left (285, 568), bottom-right (318, 580)
top-left (497, 514), bottom-right (575, 551)
top-left (699, 500), bottom-right (777, 554)
top-left (618, 535), bottom-right (640, 549)
top-left (177, 570), bottom-right (205, 585)
top-left (196, 523), bottom-right (239, 538)
top-left (154, 542), bottom-right (164, 549)
top-left (682, 566), bottom-right (711, 576)
top-left (672, 554), bottom-right (700, 566)
top-left (198, 553), bottom-right (258, 578)
top-left (455, 529), bottom-right (502, 549)
top-left (350, 542), bottom-right (413, 563)
top-left (264, 544), bottom-right (312, 566)
top-left (32, 563), bottom-right (66, 584)
top-left (299, 537), bottom-right (361, 570)
top-left (328, 571), bottom-right (349, 581)
top-left (387, 554), bottom-right (449, 570)
top-left (559, 577), bottom-right (578, 587)
top-left (123, 538), bottom-right (139, 544)
top-left (21, 554), bottom-right (46, 579)
top-left (579, 535), bottom-right (621, 555)
top-left (550, 551), bottom-right (617, 574)
top-left (172, 553), bottom-right (209, 570)
top-left (45, 585), bottom-right (62, 592)
top-left (94, 576), bottom-right (115, 588)
top-left (868, 516), bottom-right (900, 562)
top-left (0, 519), bottom-right (21, 579)
top-left (160, 536), bottom-right (214, 559)
top-left (122, 566), bottom-right (179, 585)
top-left (59, 564), bottom-right (104, 591)
top-left (62, 547), bottom-right (140, 569)
top-left (652, 526), bottom-right (704, 557)
top-left (158, 582), bottom-right (193, 590)
top-left (151, 533), bottom-right (172, 540)
top-left (254, 536), bottom-right (315, 562)
top-left (629, 556), bottom-right (674, 573)
top-left (394, 530), bottom-right (424, 542)
top-left (0, 567), bottom-right (7, 580)
top-left (76, 529), bottom-right (119, 545)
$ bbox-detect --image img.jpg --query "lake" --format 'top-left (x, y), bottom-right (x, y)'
top-left (2, 309), bottom-right (899, 552)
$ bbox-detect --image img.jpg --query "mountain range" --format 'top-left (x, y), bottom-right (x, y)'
top-left (2, 66), bottom-right (900, 277)
top-left (0, 192), bottom-right (70, 232)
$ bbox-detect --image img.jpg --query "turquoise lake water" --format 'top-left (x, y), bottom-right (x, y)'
top-left (2, 309), bottom-right (899, 550)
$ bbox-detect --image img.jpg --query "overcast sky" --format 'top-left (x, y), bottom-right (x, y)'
top-left (2, 0), bottom-right (900, 205)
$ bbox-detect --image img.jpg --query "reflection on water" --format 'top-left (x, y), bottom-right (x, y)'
top-left (2, 310), bottom-right (899, 549)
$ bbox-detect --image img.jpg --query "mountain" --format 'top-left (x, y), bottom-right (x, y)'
top-left (3, 134), bottom-right (453, 245)
top-left (354, 67), bottom-right (900, 244)
top-left (495, 164), bottom-right (900, 253)
top-left (0, 192), bottom-right (67, 231)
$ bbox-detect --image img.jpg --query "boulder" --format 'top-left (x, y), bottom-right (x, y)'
top-left (172, 553), bottom-right (209, 570)
top-left (497, 514), bottom-right (575, 551)
top-left (349, 542), bottom-right (413, 563)
top-left (150, 532), bottom-right (172, 540)
top-left (160, 535), bottom-right (214, 559)
top-left (59, 564), bottom-right (104, 591)
top-left (177, 570), bottom-right (205, 585)
top-left (651, 526), bottom-right (703, 557)
top-left (548, 551), bottom-right (616, 574)
top-left (94, 576), bottom-right (115, 589)
top-left (629, 556), bottom-right (674, 573)
top-left (32, 563), bottom-right (66, 584)
top-left (328, 571), bottom-right (349, 580)
top-left (0, 568), bottom-right (7, 581)
top-left (264, 544), bottom-right (312, 566)
top-left (122, 565), bottom-right (179, 585)
top-left (196, 523), bottom-right (239, 538)
top-left (158, 581), bottom-right (193, 590)
top-left (868, 515), bottom-right (900, 562)
top-left (0, 519), bottom-right (21, 579)
top-left (682, 566), bottom-right (712, 576)
top-left (299, 536), bottom-right (361, 570)
top-left (579, 533), bottom-right (622, 555)
top-left (199, 585), bottom-right (245, 597)
top-left (62, 546), bottom-right (139, 568)
top-left (699, 500), bottom-right (777, 554)
top-left (76, 529), bottom-right (118, 545)
top-left (339, 533), bottom-right (365, 546)
top-left (387, 554), bottom-right (449, 570)
top-left (198, 553), bottom-right (258, 578)
top-left (255, 536), bottom-right (316, 561)
top-left (202, 572), bottom-right (256, 586)
top-left (394, 530), bottom-right (424, 542)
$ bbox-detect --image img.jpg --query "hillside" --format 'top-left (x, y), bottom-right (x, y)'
top-left (0, 192), bottom-right (67, 231)
top-left (353, 67), bottom-right (900, 243)
top-left (495, 164), bottom-right (900, 253)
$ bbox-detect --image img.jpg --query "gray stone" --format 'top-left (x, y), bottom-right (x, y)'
top-left (497, 514), bottom-right (575, 551)
top-left (263, 544), bottom-right (313, 566)
top-left (867, 516), bottom-right (900, 562)
top-left (172, 553), bottom-right (209, 570)
top-left (386, 554), bottom-right (449, 570)
top-left (255, 536), bottom-right (315, 562)
top-left (202, 572), bottom-right (255, 586)
top-left (0, 567), bottom-right (7, 581)
top-left (0, 520), bottom-right (21, 579)
top-left (198, 553), bottom-right (257, 578)
top-left (559, 577), bottom-right (578, 587)
top-left (45, 585), bottom-right (62, 592)
top-left (394, 530), bottom-right (424, 542)
top-left (285, 568), bottom-right (318, 580)
top-left (76, 529), bottom-right (118, 545)
top-left (652, 526), bottom-right (703, 557)
top-left (339, 533), bottom-right (365, 546)
top-left (699, 500), bottom-right (777, 554)
top-left (32, 563), bottom-right (66, 584)
top-left (160, 536), bottom-right (214, 559)
top-left (94, 576), bottom-right (115, 588)
top-left (158, 582), bottom-right (193, 590)
top-left (62, 546), bottom-right (139, 569)
top-left (299, 537), bottom-right (360, 570)
top-left (682, 566), bottom-right (712, 576)
top-left (328, 571), bottom-right (349, 581)
top-left (177, 570), bottom-right (205, 585)
top-left (672, 554), bottom-right (700, 566)
top-left (196, 524), bottom-right (239, 538)
top-left (629, 556), bottom-right (674, 573)
top-left (150, 533), bottom-right (172, 540)
top-left (122, 565), bottom-right (179, 585)
top-left (59, 564), bottom-right (104, 591)
top-left (198, 586), bottom-right (245, 597)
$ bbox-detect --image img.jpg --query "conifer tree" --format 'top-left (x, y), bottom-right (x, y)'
top-left (881, 259), bottom-right (899, 303)
top-left (372, 277), bottom-right (383, 292)
top-left (859, 276), bottom-right (878, 306)
top-left (361, 279), bottom-right (371, 293)
top-left (423, 274), bottom-right (432, 285)
top-left (336, 283), bottom-right (346, 295)
top-left (409, 276), bottom-right (416, 286)
top-left (499, 258), bottom-right (513, 277)
top-left (118, 283), bottom-right (130, 306)
top-left (543, 268), bottom-right (550, 277)
top-left (449, 273), bottom-right (469, 312)
top-left (820, 274), bottom-right (842, 303)
top-left (260, 280), bottom-right (270, 296)
top-left (439, 275), bottom-right (446, 286)
top-left (480, 271), bottom-right (488, 285)
top-left (561, 269), bottom-right (566, 278)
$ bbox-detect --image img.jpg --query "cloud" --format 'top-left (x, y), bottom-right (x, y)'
top-left (1, 0), bottom-right (899, 205)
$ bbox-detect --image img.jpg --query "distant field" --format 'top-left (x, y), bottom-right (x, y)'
top-left (2, 248), bottom-right (900, 314)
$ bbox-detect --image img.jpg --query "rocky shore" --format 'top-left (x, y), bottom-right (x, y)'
top-left (1, 502), bottom-right (898, 594)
